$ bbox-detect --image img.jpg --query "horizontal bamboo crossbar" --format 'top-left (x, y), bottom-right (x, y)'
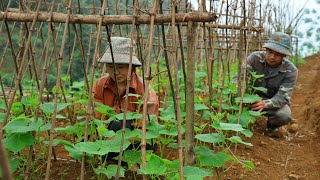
top-left (0, 10), bottom-right (217, 25)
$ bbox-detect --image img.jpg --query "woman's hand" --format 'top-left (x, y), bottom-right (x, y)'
top-left (250, 100), bottom-right (267, 112)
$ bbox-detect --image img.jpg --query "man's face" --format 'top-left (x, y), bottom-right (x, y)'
top-left (265, 48), bottom-right (286, 68)
top-left (105, 64), bottom-right (130, 84)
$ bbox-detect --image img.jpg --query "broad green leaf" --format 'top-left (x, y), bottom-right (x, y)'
top-left (55, 125), bottom-right (78, 135)
top-left (122, 150), bottom-right (142, 169)
top-left (234, 94), bottom-right (261, 104)
top-left (253, 86), bottom-right (268, 92)
top-left (56, 114), bottom-right (66, 119)
top-left (21, 96), bottom-right (39, 108)
top-left (94, 165), bottom-right (125, 179)
top-left (94, 102), bottom-right (116, 115)
top-left (4, 117), bottom-right (43, 133)
top-left (40, 123), bottom-right (52, 132)
top-left (40, 103), bottom-right (71, 114)
top-left (12, 102), bottom-right (24, 114)
top-left (64, 144), bottom-right (83, 161)
top-left (242, 160), bottom-right (255, 170)
top-left (0, 113), bottom-right (5, 123)
top-left (159, 126), bottom-right (185, 136)
top-left (138, 154), bottom-right (167, 175)
top-left (194, 104), bottom-right (209, 111)
top-left (75, 138), bottom-right (130, 155)
top-left (227, 136), bottom-right (253, 146)
top-left (211, 122), bottom-right (245, 132)
top-left (3, 133), bottom-right (34, 153)
top-left (195, 133), bottom-right (224, 143)
top-left (248, 110), bottom-right (263, 117)
top-left (240, 129), bottom-right (253, 137)
top-left (183, 166), bottom-right (212, 180)
top-left (115, 112), bottom-right (142, 120)
top-left (0, 99), bottom-right (7, 110)
top-left (199, 151), bottom-right (231, 167)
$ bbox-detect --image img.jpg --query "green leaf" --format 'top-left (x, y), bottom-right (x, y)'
top-left (242, 160), bottom-right (255, 170)
top-left (115, 112), bottom-right (142, 120)
top-left (4, 117), bottom-right (43, 133)
top-left (212, 122), bottom-right (245, 132)
top-left (12, 102), bottom-right (24, 114)
top-left (21, 96), bottom-right (39, 108)
top-left (240, 129), bottom-right (253, 137)
top-left (40, 123), bottom-right (52, 132)
top-left (0, 99), bottom-right (7, 110)
top-left (194, 104), bottom-right (209, 111)
top-left (138, 154), bottom-right (167, 175)
top-left (64, 144), bottom-right (83, 161)
top-left (122, 150), bottom-right (142, 169)
top-left (94, 165), bottom-right (125, 179)
top-left (235, 94), bottom-right (261, 104)
top-left (40, 103), bottom-right (71, 114)
top-left (94, 102), bottom-right (116, 115)
top-left (227, 136), bottom-right (253, 146)
top-left (253, 86), bottom-right (268, 92)
top-left (75, 138), bottom-right (130, 155)
top-left (248, 110), bottom-right (263, 117)
top-left (3, 133), bottom-right (34, 153)
top-left (0, 113), bottom-right (5, 123)
top-left (195, 133), bottom-right (224, 143)
top-left (199, 151), bottom-right (231, 167)
top-left (183, 166), bottom-right (212, 180)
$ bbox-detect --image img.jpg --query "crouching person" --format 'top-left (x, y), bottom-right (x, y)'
top-left (92, 37), bottom-right (159, 162)
top-left (236, 32), bottom-right (298, 138)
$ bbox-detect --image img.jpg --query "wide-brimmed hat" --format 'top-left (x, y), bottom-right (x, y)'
top-left (262, 32), bottom-right (291, 56)
top-left (98, 37), bottom-right (142, 66)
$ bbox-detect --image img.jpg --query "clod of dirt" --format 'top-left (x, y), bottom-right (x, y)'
top-left (288, 123), bottom-right (299, 133)
top-left (288, 173), bottom-right (300, 180)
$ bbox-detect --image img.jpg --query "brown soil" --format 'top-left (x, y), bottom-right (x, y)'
top-left (48, 53), bottom-right (320, 179)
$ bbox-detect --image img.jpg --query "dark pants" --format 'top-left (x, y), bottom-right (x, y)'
top-left (266, 104), bottom-right (292, 130)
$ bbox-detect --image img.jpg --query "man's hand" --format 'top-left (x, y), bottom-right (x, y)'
top-left (250, 100), bottom-right (267, 112)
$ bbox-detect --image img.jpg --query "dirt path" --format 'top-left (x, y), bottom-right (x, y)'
top-left (224, 54), bottom-right (320, 179)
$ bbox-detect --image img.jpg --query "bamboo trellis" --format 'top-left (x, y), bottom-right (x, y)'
top-left (0, 0), bottom-right (302, 179)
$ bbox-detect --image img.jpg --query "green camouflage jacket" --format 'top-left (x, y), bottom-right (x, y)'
top-left (246, 51), bottom-right (298, 110)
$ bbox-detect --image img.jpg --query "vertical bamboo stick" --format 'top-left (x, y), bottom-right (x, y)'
top-left (0, 131), bottom-right (12, 180)
top-left (44, 0), bottom-right (71, 179)
top-left (140, 0), bottom-right (157, 176)
top-left (185, 20), bottom-right (196, 165)
top-left (80, 1), bottom-right (106, 179)
top-left (171, 0), bottom-right (184, 179)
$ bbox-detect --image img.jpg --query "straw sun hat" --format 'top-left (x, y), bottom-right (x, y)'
top-left (98, 37), bottom-right (142, 66)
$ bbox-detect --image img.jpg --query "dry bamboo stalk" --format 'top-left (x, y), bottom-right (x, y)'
top-left (171, 0), bottom-right (184, 179)
top-left (114, 5), bottom-right (139, 180)
top-left (0, 76), bottom-right (8, 109)
top-left (0, 10), bottom-right (217, 24)
top-left (185, 20), bottom-right (196, 165)
top-left (0, 130), bottom-right (12, 180)
top-left (80, 0), bottom-right (106, 179)
top-left (44, 0), bottom-right (71, 179)
top-left (139, 0), bottom-right (158, 176)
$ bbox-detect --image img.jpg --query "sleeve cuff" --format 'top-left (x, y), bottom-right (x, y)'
top-left (263, 99), bottom-right (273, 109)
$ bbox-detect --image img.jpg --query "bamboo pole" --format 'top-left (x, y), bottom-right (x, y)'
top-left (171, 0), bottom-right (184, 179)
top-left (0, 130), bottom-right (12, 180)
top-left (44, 0), bottom-right (71, 179)
top-left (0, 10), bottom-right (217, 24)
top-left (140, 1), bottom-right (157, 177)
top-left (80, 0), bottom-right (106, 179)
top-left (185, 20), bottom-right (196, 165)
